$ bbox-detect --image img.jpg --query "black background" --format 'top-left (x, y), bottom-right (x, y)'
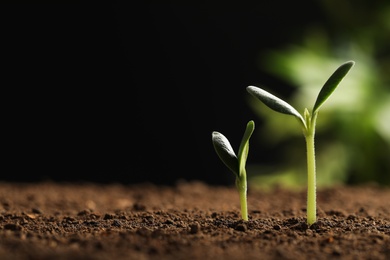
top-left (3, 3), bottom-right (326, 185)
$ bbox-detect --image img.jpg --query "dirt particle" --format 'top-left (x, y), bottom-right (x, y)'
top-left (2, 202), bottom-right (10, 211)
top-left (211, 212), bottom-right (218, 218)
top-left (324, 236), bottom-right (334, 243)
top-left (234, 223), bottom-right (247, 232)
top-left (112, 220), bottom-right (122, 227)
top-left (273, 225), bottom-right (281, 230)
top-left (3, 223), bottom-right (22, 231)
top-left (136, 227), bottom-right (152, 236)
top-left (85, 200), bottom-right (96, 210)
top-left (332, 247), bottom-right (342, 256)
top-left (144, 215), bottom-right (154, 223)
top-left (326, 210), bottom-right (345, 217)
top-left (133, 203), bottom-right (146, 211)
top-left (309, 221), bottom-right (324, 231)
top-left (103, 214), bottom-right (114, 220)
top-left (77, 210), bottom-right (90, 216)
top-left (189, 222), bottom-right (201, 234)
top-left (305, 229), bottom-right (313, 236)
top-left (25, 213), bottom-right (37, 219)
top-left (164, 219), bottom-right (174, 225)
top-left (32, 208), bottom-right (42, 214)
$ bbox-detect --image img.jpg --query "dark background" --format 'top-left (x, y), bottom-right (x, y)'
top-left (3, 3), bottom-right (327, 185)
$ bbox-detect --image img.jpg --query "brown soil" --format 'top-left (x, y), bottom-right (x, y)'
top-left (0, 181), bottom-right (389, 260)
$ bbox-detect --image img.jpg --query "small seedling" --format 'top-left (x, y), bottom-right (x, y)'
top-left (246, 61), bottom-right (354, 225)
top-left (212, 120), bottom-right (255, 221)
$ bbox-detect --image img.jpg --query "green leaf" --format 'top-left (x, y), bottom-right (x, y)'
top-left (312, 61), bottom-right (355, 114)
top-left (237, 120), bottom-right (255, 177)
top-left (212, 131), bottom-right (239, 176)
top-left (246, 86), bottom-right (305, 126)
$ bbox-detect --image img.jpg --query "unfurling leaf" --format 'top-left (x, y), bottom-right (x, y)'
top-left (312, 61), bottom-right (355, 114)
top-left (237, 120), bottom-right (255, 177)
top-left (212, 132), bottom-right (238, 176)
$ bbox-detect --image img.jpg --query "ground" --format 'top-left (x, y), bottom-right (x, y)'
top-left (0, 180), bottom-right (389, 260)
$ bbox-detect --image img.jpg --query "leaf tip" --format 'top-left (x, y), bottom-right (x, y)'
top-left (246, 85), bottom-right (256, 94)
top-left (343, 60), bottom-right (355, 70)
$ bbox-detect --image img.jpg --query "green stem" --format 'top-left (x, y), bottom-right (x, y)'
top-left (303, 109), bottom-right (317, 225)
top-left (236, 172), bottom-right (248, 221)
top-left (305, 132), bottom-right (316, 225)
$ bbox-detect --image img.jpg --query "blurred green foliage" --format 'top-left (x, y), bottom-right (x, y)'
top-left (249, 0), bottom-right (390, 189)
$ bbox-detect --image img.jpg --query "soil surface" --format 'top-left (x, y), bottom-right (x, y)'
top-left (0, 181), bottom-right (389, 260)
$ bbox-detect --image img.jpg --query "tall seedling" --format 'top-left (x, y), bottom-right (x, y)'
top-left (247, 61), bottom-right (354, 225)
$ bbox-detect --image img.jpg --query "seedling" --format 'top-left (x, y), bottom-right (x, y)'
top-left (212, 120), bottom-right (255, 221)
top-left (246, 61), bottom-right (354, 225)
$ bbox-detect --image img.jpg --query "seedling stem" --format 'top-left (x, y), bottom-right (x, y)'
top-left (304, 110), bottom-right (317, 225)
top-left (237, 170), bottom-right (248, 220)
